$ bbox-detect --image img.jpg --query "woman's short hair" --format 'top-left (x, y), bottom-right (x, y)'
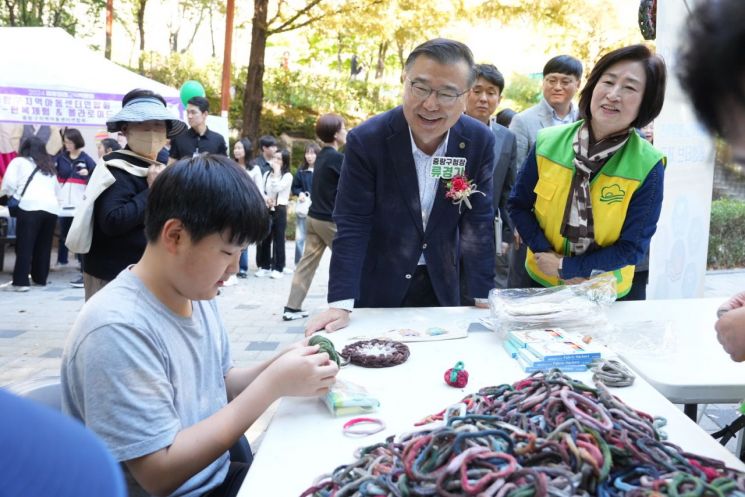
top-left (300, 142), bottom-right (321, 170)
top-left (578, 44), bottom-right (666, 130)
top-left (315, 114), bottom-right (344, 144)
top-left (63, 128), bottom-right (85, 150)
top-left (145, 154), bottom-right (270, 245)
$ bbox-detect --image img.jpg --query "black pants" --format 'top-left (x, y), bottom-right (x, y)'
top-left (56, 216), bottom-right (81, 264)
top-left (258, 206), bottom-right (287, 271)
top-left (402, 265), bottom-right (440, 307)
top-left (13, 209), bottom-right (57, 286)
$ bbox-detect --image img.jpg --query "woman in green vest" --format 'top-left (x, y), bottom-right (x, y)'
top-left (507, 45), bottom-right (667, 300)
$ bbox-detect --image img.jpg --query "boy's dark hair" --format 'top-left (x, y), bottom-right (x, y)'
top-left (259, 135), bottom-right (277, 150)
top-left (405, 38), bottom-right (476, 87)
top-left (187, 96), bottom-right (209, 114)
top-left (122, 88), bottom-right (166, 107)
top-left (19, 137), bottom-right (55, 175)
top-left (678, 0), bottom-right (745, 136)
top-left (145, 154), bottom-right (270, 245)
top-left (496, 108), bottom-right (516, 128)
top-left (474, 64), bottom-right (505, 93)
top-left (101, 138), bottom-right (121, 152)
top-left (63, 128), bottom-right (85, 149)
top-left (315, 114), bottom-right (344, 144)
top-left (543, 55), bottom-right (583, 79)
top-left (578, 44), bottom-right (666, 130)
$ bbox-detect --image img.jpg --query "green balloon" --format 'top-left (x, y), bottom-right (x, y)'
top-left (180, 80), bottom-right (205, 107)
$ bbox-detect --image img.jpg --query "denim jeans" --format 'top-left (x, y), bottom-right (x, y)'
top-left (239, 247), bottom-right (248, 272)
top-left (294, 215), bottom-right (307, 264)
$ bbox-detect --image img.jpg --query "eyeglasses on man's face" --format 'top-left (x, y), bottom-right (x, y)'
top-left (543, 76), bottom-right (577, 89)
top-left (407, 78), bottom-right (468, 105)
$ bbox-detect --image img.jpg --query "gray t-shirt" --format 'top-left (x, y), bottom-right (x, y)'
top-left (61, 269), bottom-right (233, 497)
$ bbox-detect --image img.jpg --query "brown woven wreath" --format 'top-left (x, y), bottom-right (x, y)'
top-left (341, 339), bottom-right (410, 368)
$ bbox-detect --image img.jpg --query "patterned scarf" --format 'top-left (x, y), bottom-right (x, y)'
top-left (560, 122), bottom-right (630, 255)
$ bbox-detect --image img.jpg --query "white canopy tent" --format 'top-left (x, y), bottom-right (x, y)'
top-left (0, 27), bottom-right (182, 161)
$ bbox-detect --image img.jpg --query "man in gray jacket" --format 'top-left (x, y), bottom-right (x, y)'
top-left (507, 54), bottom-right (582, 287)
top-left (464, 63), bottom-right (516, 290)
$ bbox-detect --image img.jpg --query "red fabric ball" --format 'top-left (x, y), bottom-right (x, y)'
top-left (444, 367), bottom-right (469, 388)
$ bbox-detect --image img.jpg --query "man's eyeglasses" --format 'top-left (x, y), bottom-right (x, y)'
top-left (407, 78), bottom-right (468, 105)
top-left (544, 77), bottom-right (576, 89)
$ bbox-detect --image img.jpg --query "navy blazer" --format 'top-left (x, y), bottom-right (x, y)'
top-left (329, 106), bottom-right (496, 307)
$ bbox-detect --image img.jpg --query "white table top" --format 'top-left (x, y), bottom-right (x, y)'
top-left (608, 298), bottom-right (745, 404)
top-left (238, 306), bottom-right (745, 496)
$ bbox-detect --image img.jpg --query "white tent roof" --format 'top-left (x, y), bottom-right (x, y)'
top-left (0, 27), bottom-right (178, 97)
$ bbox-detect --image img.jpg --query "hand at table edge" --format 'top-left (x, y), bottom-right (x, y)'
top-left (305, 308), bottom-right (351, 336)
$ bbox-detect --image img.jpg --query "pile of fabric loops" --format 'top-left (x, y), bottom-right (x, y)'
top-left (300, 370), bottom-right (745, 497)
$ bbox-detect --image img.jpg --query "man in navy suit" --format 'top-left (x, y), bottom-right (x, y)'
top-left (306, 38), bottom-right (496, 334)
top-left (464, 63), bottom-right (516, 290)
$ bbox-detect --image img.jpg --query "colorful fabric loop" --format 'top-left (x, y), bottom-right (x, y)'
top-left (301, 370), bottom-right (745, 497)
top-left (342, 417), bottom-right (386, 437)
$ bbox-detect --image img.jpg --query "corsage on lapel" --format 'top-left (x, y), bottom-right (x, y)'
top-left (444, 174), bottom-right (484, 212)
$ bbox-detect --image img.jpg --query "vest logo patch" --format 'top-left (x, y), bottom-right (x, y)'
top-left (600, 184), bottom-right (625, 204)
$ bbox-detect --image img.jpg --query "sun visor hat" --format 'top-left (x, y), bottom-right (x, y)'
top-left (106, 96), bottom-right (187, 138)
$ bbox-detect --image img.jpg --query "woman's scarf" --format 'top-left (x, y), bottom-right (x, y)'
top-left (560, 122), bottom-right (630, 255)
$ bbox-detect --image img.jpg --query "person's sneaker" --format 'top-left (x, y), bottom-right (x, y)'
top-left (70, 276), bottom-right (84, 288)
top-left (1, 281), bottom-right (30, 292)
top-left (283, 307), bottom-right (309, 321)
top-left (223, 275), bottom-right (238, 287)
top-left (270, 270), bottom-right (283, 279)
top-left (237, 270), bottom-right (248, 279)
top-left (51, 262), bottom-right (68, 271)
top-left (255, 269), bottom-right (269, 278)
top-left (282, 267), bottom-right (294, 274)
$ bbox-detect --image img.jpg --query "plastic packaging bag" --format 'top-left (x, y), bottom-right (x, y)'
top-left (323, 379), bottom-right (380, 417)
top-left (590, 320), bottom-right (677, 358)
top-left (487, 274), bottom-right (617, 338)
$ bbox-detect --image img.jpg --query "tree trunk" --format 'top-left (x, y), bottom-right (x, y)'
top-left (136, 0), bottom-right (146, 72)
top-left (241, 0), bottom-right (269, 147)
top-left (375, 40), bottom-right (388, 79)
top-left (105, 0), bottom-right (113, 59)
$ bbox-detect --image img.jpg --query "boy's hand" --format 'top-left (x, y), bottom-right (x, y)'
top-left (264, 345), bottom-right (338, 396)
top-left (718, 291), bottom-right (745, 318)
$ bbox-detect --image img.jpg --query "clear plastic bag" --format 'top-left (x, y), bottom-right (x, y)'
top-left (323, 379), bottom-right (380, 417)
top-left (590, 320), bottom-right (677, 358)
top-left (487, 274), bottom-right (617, 338)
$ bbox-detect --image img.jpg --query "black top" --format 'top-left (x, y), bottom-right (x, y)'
top-left (308, 146), bottom-right (343, 222)
top-left (169, 127), bottom-right (227, 160)
top-left (292, 169), bottom-right (313, 196)
top-left (251, 155), bottom-right (272, 176)
top-left (83, 151), bottom-right (150, 281)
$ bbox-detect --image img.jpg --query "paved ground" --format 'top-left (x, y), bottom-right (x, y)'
top-left (2, 244), bottom-right (745, 452)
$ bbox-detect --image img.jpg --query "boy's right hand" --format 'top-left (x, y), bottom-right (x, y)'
top-left (265, 345), bottom-right (338, 396)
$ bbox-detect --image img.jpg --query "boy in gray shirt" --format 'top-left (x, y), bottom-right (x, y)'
top-left (61, 155), bottom-right (339, 497)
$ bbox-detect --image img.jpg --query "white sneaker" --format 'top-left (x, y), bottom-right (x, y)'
top-left (223, 275), bottom-right (238, 287)
top-left (282, 267), bottom-right (294, 274)
top-left (270, 270), bottom-right (283, 279)
top-left (1, 281), bottom-right (30, 292)
top-left (255, 269), bottom-right (269, 278)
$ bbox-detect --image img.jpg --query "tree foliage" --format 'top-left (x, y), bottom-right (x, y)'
top-left (0, 0), bottom-right (102, 35)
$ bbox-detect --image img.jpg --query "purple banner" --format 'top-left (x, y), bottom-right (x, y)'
top-left (0, 86), bottom-right (182, 126)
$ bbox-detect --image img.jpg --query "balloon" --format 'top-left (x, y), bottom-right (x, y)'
top-left (179, 80), bottom-right (206, 107)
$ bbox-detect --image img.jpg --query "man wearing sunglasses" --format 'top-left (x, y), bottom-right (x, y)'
top-left (306, 38), bottom-right (496, 335)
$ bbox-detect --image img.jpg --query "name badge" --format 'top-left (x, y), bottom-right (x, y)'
top-left (430, 156), bottom-right (466, 179)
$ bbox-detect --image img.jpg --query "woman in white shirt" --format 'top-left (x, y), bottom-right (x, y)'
top-left (0, 137), bottom-right (60, 291)
top-left (257, 149), bottom-right (293, 279)
top-left (233, 137), bottom-right (263, 278)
